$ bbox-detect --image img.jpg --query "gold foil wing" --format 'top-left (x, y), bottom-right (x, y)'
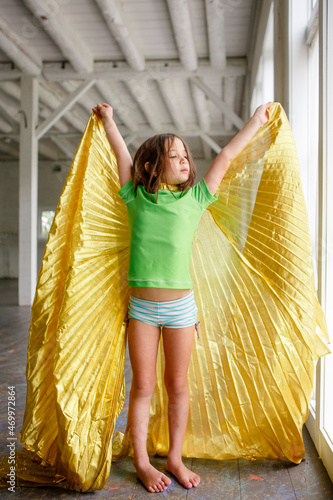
top-left (1, 115), bottom-right (130, 491)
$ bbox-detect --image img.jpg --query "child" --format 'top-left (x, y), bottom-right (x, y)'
top-left (92, 101), bottom-right (272, 493)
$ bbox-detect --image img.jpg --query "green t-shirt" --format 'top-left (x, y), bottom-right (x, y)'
top-left (118, 177), bottom-right (218, 288)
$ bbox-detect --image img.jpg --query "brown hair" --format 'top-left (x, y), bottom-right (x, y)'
top-left (132, 133), bottom-right (196, 202)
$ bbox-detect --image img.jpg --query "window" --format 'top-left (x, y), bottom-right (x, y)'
top-left (40, 209), bottom-right (55, 239)
top-left (293, 0), bottom-right (333, 482)
top-left (320, 0), bottom-right (333, 452)
top-left (254, 0), bottom-right (333, 481)
top-left (250, 3), bottom-right (274, 115)
top-left (307, 18), bottom-right (319, 416)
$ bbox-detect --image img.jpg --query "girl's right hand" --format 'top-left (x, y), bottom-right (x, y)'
top-left (253, 102), bottom-right (272, 126)
top-left (92, 103), bottom-right (114, 123)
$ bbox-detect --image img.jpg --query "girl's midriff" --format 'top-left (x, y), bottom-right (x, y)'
top-left (130, 287), bottom-right (191, 302)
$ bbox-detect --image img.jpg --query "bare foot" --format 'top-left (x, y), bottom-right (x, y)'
top-left (134, 460), bottom-right (171, 493)
top-left (166, 459), bottom-right (200, 489)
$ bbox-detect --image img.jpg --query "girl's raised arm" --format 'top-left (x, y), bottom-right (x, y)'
top-left (204, 102), bottom-right (273, 196)
top-left (92, 103), bottom-right (133, 188)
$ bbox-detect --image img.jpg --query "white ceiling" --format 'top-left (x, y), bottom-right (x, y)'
top-left (0, 0), bottom-right (255, 162)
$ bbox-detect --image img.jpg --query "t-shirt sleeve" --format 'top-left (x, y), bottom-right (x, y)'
top-left (192, 177), bottom-right (218, 210)
top-left (118, 178), bottom-right (135, 204)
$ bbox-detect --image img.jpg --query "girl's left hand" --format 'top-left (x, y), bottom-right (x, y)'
top-left (253, 102), bottom-right (273, 126)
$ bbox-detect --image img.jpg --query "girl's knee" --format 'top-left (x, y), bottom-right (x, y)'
top-left (164, 375), bottom-right (188, 397)
top-left (131, 377), bottom-right (156, 398)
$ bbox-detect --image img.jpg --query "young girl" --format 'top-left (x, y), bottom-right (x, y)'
top-left (92, 101), bottom-right (272, 493)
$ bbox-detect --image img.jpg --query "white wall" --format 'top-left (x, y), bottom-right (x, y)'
top-left (0, 160), bottom-right (67, 278)
top-left (0, 162), bottom-right (18, 278)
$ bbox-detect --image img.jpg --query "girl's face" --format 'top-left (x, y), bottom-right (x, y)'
top-left (162, 137), bottom-right (190, 185)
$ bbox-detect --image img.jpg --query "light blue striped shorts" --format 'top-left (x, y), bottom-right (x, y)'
top-left (125, 290), bottom-right (200, 337)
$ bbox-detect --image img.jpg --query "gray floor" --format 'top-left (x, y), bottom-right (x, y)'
top-left (1, 279), bottom-right (333, 499)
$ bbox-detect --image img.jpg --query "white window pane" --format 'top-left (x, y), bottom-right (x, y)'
top-left (307, 33), bottom-right (319, 291)
top-left (41, 210), bottom-right (55, 239)
top-left (250, 4), bottom-right (274, 114)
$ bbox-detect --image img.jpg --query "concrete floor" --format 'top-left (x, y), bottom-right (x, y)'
top-left (1, 279), bottom-right (333, 499)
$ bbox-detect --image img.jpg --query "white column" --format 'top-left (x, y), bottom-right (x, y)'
top-left (287, 0), bottom-right (309, 188)
top-left (19, 76), bottom-right (38, 306)
top-left (274, 0), bottom-right (289, 114)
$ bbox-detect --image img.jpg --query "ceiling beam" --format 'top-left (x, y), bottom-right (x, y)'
top-left (0, 116), bottom-right (12, 134)
top-left (205, 0), bottom-right (227, 70)
top-left (223, 76), bottom-right (237, 132)
top-left (39, 59), bottom-right (246, 82)
top-left (191, 76), bottom-right (245, 130)
top-left (125, 80), bottom-right (162, 132)
top-left (191, 80), bottom-right (212, 159)
top-left (191, 82), bottom-right (210, 132)
top-left (95, 0), bottom-right (145, 71)
top-left (1, 59), bottom-right (246, 82)
top-left (38, 140), bottom-right (63, 160)
top-left (158, 79), bottom-right (186, 131)
top-left (0, 126), bottom-right (236, 141)
top-left (0, 69), bottom-right (22, 81)
top-left (61, 80), bottom-right (102, 119)
top-left (50, 136), bottom-right (77, 159)
top-left (0, 107), bottom-right (18, 133)
top-left (166, 0), bottom-right (197, 71)
top-left (22, 0), bottom-right (94, 73)
top-left (0, 89), bottom-right (21, 126)
top-left (39, 82), bottom-right (87, 132)
top-left (0, 139), bottom-right (18, 157)
top-left (0, 135), bottom-right (62, 161)
top-left (201, 139), bottom-right (212, 161)
top-left (0, 80), bottom-right (71, 135)
top-left (36, 80), bottom-right (95, 140)
top-left (95, 81), bottom-right (138, 133)
top-left (0, 137), bottom-right (68, 160)
top-left (200, 132), bottom-right (222, 155)
top-left (0, 17), bottom-right (42, 75)
top-left (0, 80), bottom-right (20, 101)
top-left (124, 133), bottom-right (138, 149)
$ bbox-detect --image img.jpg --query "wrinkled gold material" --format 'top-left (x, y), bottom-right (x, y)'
top-left (158, 182), bottom-right (179, 190)
top-left (0, 103), bottom-right (330, 491)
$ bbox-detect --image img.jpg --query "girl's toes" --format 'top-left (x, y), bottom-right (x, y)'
top-left (155, 483), bottom-right (163, 491)
top-left (191, 474), bottom-right (200, 487)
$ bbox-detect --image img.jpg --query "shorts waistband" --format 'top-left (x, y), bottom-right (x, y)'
top-left (129, 290), bottom-right (194, 306)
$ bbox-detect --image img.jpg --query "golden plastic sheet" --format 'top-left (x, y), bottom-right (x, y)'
top-left (0, 103), bottom-right (330, 491)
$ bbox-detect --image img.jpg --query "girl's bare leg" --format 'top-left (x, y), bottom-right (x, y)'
top-left (163, 325), bottom-right (200, 489)
top-left (127, 319), bottom-right (171, 493)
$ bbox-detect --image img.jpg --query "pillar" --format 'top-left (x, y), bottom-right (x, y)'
top-left (274, 0), bottom-right (289, 114)
top-left (19, 76), bottom-right (38, 306)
